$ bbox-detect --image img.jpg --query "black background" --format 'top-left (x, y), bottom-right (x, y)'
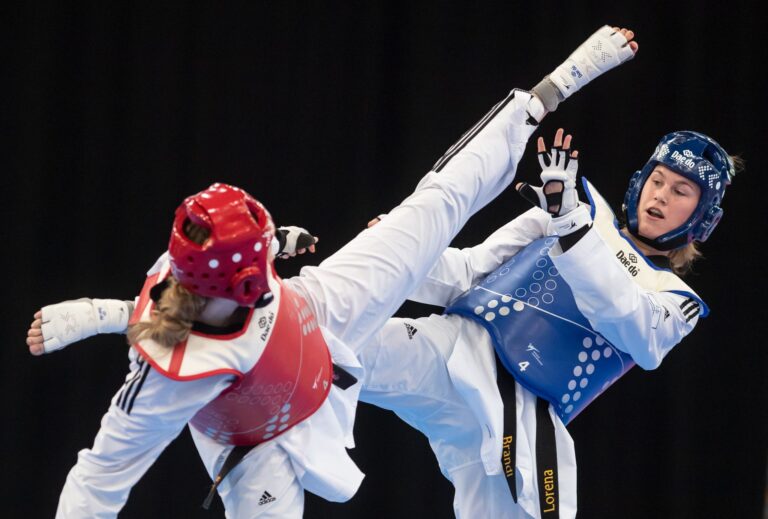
top-left (4, 1), bottom-right (767, 518)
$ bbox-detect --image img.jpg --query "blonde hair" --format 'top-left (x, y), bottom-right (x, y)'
top-left (667, 242), bottom-right (702, 276)
top-left (729, 154), bottom-right (745, 178)
top-left (127, 219), bottom-right (209, 348)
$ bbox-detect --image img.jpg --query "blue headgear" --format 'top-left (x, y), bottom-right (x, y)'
top-left (623, 131), bottom-right (734, 251)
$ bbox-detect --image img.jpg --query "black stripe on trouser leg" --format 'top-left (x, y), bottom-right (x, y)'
top-left (432, 91), bottom-right (518, 173)
top-left (495, 355), bottom-right (518, 502)
top-left (536, 397), bottom-right (560, 517)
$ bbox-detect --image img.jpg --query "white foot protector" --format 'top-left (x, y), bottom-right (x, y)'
top-left (549, 25), bottom-right (636, 99)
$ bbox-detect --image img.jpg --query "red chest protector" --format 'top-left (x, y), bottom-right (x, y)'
top-left (130, 263), bottom-right (333, 446)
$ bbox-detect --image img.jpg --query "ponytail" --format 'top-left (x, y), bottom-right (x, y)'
top-left (127, 277), bottom-right (207, 348)
top-left (127, 218), bottom-right (210, 348)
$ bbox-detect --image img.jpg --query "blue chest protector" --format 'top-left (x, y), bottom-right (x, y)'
top-left (446, 180), bottom-right (708, 424)
top-left (445, 236), bottom-right (635, 425)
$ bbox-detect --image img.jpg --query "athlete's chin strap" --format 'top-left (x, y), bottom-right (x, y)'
top-left (40, 298), bottom-right (133, 353)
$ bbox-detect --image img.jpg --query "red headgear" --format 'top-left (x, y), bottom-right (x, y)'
top-left (168, 183), bottom-right (276, 305)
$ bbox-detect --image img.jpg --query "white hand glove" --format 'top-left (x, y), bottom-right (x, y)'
top-left (549, 25), bottom-right (636, 99)
top-left (40, 298), bottom-right (131, 353)
top-left (517, 144), bottom-right (579, 217)
top-left (274, 226), bottom-right (318, 258)
top-left (547, 203), bottom-right (593, 237)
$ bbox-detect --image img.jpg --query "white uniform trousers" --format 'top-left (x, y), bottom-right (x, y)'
top-left (359, 314), bottom-right (577, 519)
top-left (56, 90), bottom-right (542, 518)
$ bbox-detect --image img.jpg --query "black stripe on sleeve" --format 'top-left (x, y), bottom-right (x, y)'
top-left (117, 357), bottom-right (145, 409)
top-left (685, 306), bottom-right (700, 323)
top-left (683, 302), bottom-right (700, 317)
top-left (125, 363), bottom-right (151, 415)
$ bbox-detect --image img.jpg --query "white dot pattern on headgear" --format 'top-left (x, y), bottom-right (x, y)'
top-left (208, 259), bottom-right (219, 269)
top-left (254, 242), bottom-right (263, 252)
top-left (232, 253), bottom-right (242, 263)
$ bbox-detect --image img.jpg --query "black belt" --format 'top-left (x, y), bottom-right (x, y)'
top-left (535, 397), bottom-right (560, 517)
top-left (496, 355), bottom-right (519, 503)
top-left (496, 355), bottom-right (560, 517)
top-left (202, 363), bottom-right (357, 510)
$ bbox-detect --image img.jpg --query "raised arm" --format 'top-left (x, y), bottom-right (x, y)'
top-left (27, 226), bottom-right (319, 356)
top-left (516, 130), bottom-right (700, 370)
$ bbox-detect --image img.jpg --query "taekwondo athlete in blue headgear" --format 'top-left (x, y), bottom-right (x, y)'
top-left (358, 121), bottom-right (738, 519)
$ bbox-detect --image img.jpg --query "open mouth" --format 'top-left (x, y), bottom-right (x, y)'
top-left (646, 207), bottom-right (664, 219)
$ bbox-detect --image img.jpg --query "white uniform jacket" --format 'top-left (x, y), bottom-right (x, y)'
top-left (407, 199), bottom-right (702, 479)
top-left (56, 89), bottom-right (545, 518)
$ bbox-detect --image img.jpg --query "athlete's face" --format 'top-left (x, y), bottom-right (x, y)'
top-left (637, 164), bottom-right (701, 240)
